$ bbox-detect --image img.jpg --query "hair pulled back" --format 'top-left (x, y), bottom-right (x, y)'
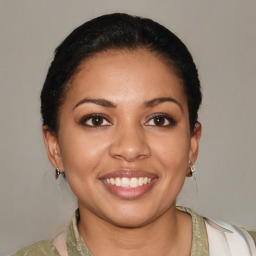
top-left (41, 13), bottom-right (202, 134)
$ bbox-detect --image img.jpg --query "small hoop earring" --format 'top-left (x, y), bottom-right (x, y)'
top-left (55, 168), bottom-right (60, 179)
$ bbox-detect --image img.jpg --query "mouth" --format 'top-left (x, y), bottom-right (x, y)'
top-left (104, 176), bottom-right (152, 188)
top-left (99, 170), bottom-right (157, 200)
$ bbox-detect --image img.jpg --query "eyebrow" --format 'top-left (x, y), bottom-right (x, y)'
top-left (142, 97), bottom-right (183, 112)
top-left (73, 98), bottom-right (117, 110)
top-left (73, 97), bottom-right (182, 112)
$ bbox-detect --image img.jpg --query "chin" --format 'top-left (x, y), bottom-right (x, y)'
top-left (101, 204), bottom-right (167, 228)
top-left (107, 215), bottom-right (154, 228)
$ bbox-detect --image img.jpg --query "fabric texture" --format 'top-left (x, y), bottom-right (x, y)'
top-left (12, 207), bottom-right (256, 256)
top-left (12, 240), bottom-right (60, 256)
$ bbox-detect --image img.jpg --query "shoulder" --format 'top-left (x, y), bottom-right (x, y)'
top-left (205, 217), bottom-right (256, 255)
top-left (12, 240), bottom-right (60, 256)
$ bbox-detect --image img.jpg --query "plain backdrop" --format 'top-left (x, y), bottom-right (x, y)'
top-left (0, 0), bottom-right (255, 255)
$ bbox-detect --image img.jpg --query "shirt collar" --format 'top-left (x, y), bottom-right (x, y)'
top-left (67, 207), bottom-right (209, 256)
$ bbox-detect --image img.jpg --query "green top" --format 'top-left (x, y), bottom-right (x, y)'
top-left (12, 207), bottom-right (254, 256)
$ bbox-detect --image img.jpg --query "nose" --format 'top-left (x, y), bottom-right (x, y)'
top-left (109, 124), bottom-right (151, 162)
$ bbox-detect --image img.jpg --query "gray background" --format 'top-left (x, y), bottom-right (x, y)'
top-left (0, 0), bottom-right (255, 255)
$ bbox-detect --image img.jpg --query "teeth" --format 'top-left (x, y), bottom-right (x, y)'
top-left (130, 177), bottom-right (138, 188)
top-left (115, 177), bottom-right (121, 187)
top-left (105, 177), bottom-right (152, 188)
top-left (138, 177), bottom-right (144, 186)
top-left (121, 177), bottom-right (130, 188)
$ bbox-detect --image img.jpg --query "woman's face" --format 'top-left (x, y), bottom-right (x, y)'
top-left (44, 49), bottom-right (201, 227)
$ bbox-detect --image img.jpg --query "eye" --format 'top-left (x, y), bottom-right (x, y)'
top-left (80, 114), bottom-right (111, 127)
top-left (145, 114), bottom-right (176, 127)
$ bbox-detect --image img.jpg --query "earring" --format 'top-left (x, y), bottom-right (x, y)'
top-left (55, 168), bottom-right (60, 179)
top-left (188, 161), bottom-right (196, 176)
top-left (190, 165), bottom-right (196, 175)
top-left (61, 172), bottom-right (66, 179)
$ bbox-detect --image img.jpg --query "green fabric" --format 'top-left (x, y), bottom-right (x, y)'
top-left (12, 207), bottom-right (256, 256)
top-left (12, 240), bottom-right (61, 256)
top-left (177, 206), bottom-right (209, 255)
top-left (66, 210), bottom-right (93, 256)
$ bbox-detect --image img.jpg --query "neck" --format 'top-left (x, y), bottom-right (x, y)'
top-left (77, 206), bottom-right (192, 256)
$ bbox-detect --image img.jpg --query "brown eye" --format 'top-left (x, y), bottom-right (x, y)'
top-left (81, 114), bottom-right (111, 127)
top-left (153, 116), bottom-right (165, 126)
top-left (146, 114), bottom-right (176, 127)
top-left (91, 116), bottom-right (104, 126)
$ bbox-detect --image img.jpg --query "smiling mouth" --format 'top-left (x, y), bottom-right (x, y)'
top-left (99, 170), bottom-right (157, 199)
top-left (104, 177), bottom-right (152, 188)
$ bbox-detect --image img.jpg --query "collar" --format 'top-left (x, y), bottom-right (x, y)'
top-left (66, 207), bottom-right (209, 256)
top-left (177, 206), bottom-right (209, 256)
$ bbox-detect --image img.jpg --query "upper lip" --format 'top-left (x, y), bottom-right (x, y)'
top-left (99, 169), bottom-right (157, 179)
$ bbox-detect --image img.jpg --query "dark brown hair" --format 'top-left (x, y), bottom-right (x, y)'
top-left (41, 13), bottom-right (202, 134)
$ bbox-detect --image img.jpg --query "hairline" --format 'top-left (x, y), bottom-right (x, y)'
top-left (53, 46), bottom-right (187, 136)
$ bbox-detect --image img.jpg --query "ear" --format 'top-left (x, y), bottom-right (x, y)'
top-left (187, 122), bottom-right (202, 176)
top-left (42, 126), bottom-right (64, 172)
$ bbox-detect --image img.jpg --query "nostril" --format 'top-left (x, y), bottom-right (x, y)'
top-left (109, 141), bottom-right (151, 162)
top-left (108, 127), bottom-right (151, 161)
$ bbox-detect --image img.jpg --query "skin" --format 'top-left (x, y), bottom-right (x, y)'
top-left (43, 48), bottom-right (201, 256)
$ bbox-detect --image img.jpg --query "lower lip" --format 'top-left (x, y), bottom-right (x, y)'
top-left (101, 179), bottom-right (157, 200)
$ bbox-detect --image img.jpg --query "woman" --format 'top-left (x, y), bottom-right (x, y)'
top-left (14, 13), bottom-right (256, 256)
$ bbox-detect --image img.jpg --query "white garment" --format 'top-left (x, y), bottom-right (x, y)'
top-left (205, 218), bottom-right (256, 256)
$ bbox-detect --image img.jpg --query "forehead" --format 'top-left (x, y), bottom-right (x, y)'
top-left (65, 48), bottom-right (187, 107)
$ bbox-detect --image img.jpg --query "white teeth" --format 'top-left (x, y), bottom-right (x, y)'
top-left (115, 177), bottom-right (121, 187)
top-left (105, 177), bottom-right (152, 188)
top-left (138, 177), bottom-right (144, 186)
top-left (121, 177), bottom-right (130, 188)
top-left (130, 177), bottom-right (138, 188)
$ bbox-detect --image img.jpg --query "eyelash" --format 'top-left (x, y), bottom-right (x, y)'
top-left (145, 113), bottom-right (177, 127)
top-left (80, 114), bottom-right (112, 127)
top-left (80, 113), bottom-right (176, 128)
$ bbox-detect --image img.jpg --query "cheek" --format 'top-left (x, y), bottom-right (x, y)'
top-left (155, 132), bottom-right (190, 197)
top-left (151, 128), bottom-right (191, 167)
top-left (58, 131), bottom-right (109, 201)
top-left (58, 128), bottom-right (110, 177)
